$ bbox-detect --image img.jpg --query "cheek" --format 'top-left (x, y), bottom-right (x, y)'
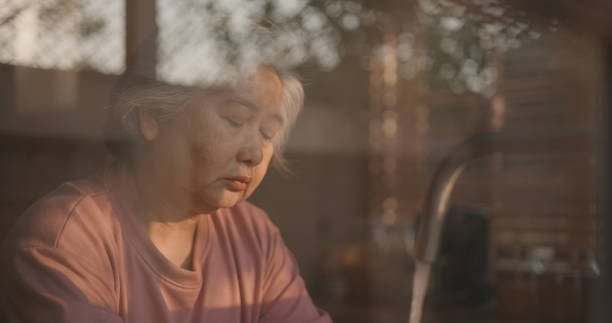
top-left (154, 131), bottom-right (220, 187)
top-left (150, 129), bottom-right (190, 173)
top-left (187, 116), bottom-right (235, 172)
top-left (190, 139), bottom-right (216, 165)
top-left (188, 138), bottom-right (233, 183)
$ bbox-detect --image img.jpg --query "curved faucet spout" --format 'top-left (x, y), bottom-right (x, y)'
top-left (413, 129), bottom-right (589, 264)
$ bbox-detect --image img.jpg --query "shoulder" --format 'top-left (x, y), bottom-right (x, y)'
top-left (214, 201), bottom-right (282, 255)
top-left (228, 201), bottom-right (280, 235)
top-left (3, 175), bottom-right (119, 258)
top-left (230, 201), bottom-right (277, 228)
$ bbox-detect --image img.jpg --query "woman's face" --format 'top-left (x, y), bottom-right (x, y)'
top-left (143, 67), bottom-right (284, 214)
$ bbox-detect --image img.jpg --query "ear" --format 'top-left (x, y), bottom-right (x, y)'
top-left (138, 107), bottom-right (159, 141)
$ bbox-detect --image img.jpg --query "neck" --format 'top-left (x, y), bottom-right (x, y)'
top-left (120, 159), bottom-right (203, 270)
top-left (129, 156), bottom-right (199, 226)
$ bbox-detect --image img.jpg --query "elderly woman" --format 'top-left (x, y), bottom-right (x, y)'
top-left (0, 57), bottom-right (331, 322)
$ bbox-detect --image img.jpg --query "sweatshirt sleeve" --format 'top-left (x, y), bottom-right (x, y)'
top-left (1, 244), bottom-right (123, 323)
top-left (259, 224), bottom-right (332, 323)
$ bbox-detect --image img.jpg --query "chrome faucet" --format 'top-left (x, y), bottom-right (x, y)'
top-left (413, 129), bottom-right (589, 264)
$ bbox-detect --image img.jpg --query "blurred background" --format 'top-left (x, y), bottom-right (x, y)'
top-left (0, 0), bottom-right (610, 322)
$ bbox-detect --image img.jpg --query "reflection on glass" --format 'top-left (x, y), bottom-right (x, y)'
top-left (0, 1), bottom-right (608, 323)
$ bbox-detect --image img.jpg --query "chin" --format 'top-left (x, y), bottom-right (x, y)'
top-left (196, 190), bottom-right (245, 212)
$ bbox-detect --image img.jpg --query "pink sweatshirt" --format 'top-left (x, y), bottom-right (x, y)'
top-left (0, 164), bottom-right (332, 323)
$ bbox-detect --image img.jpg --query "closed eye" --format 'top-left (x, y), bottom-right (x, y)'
top-left (260, 125), bottom-right (280, 141)
top-left (224, 117), bottom-right (244, 128)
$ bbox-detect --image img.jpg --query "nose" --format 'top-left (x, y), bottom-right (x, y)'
top-left (236, 132), bottom-right (264, 166)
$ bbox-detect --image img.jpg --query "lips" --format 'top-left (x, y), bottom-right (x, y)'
top-left (223, 176), bottom-right (252, 191)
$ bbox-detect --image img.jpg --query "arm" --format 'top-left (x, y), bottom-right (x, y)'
top-left (1, 244), bottom-right (123, 323)
top-left (259, 226), bottom-right (332, 323)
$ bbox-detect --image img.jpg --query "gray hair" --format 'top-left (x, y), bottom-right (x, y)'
top-left (105, 69), bottom-right (303, 171)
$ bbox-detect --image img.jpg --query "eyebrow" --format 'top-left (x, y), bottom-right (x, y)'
top-left (231, 96), bottom-right (284, 125)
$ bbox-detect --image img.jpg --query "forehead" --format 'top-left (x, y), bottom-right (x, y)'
top-left (234, 67), bottom-right (283, 110)
top-left (183, 67), bottom-right (284, 124)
